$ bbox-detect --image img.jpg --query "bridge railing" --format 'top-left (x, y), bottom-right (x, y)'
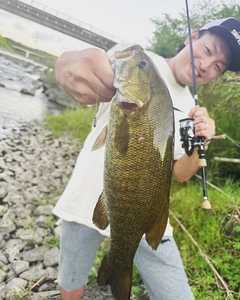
top-left (19, 0), bottom-right (126, 44)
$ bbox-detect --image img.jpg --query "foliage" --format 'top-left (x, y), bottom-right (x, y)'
top-left (45, 106), bottom-right (96, 144)
top-left (197, 72), bottom-right (240, 181)
top-left (149, 0), bottom-right (240, 57)
top-left (170, 178), bottom-right (240, 299)
top-left (0, 34), bottom-right (13, 51)
top-left (4, 37), bottom-right (57, 59)
top-left (1, 36), bottom-right (57, 67)
top-left (43, 236), bottom-right (60, 249)
top-left (148, 14), bottom-right (187, 57)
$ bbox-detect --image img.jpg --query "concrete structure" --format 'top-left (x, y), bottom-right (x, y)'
top-left (0, 0), bottom-right (123, 50)
top-left (12, 45), bottom-right (45, 58)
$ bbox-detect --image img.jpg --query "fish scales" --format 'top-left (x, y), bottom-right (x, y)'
top-left (92, 44), bottom-right (174, 300)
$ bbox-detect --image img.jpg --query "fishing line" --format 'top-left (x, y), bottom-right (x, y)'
top-left (93, 74), bottom-right (100, 127)
top-left (93, 35), bottom-right (108, 128)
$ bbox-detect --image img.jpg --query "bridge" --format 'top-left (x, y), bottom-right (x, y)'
top-left (12, 45), bottom-right (45, 58)
top-left (0, 0), bottom-right (124, 50)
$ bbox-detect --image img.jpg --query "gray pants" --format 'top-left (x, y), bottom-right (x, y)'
top-left (58, 221), bottom-right (194, 300)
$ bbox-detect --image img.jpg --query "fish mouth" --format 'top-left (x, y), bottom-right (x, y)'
top-left (118, 102), bottom-right (139, 111)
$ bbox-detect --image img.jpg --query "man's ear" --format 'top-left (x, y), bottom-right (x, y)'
top-left (184, 29), bottom-right (200, 45)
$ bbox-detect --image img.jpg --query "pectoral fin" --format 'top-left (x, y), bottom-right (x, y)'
top-left (145, 202), bottom-right (169, 250)
top-left (92, 192), bottom-right (109, 230)
top-left (92, 125), bottom-right (108, 151)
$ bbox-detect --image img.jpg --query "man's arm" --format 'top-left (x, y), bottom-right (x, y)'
top-left (173, 149), bottom-right (200, 182)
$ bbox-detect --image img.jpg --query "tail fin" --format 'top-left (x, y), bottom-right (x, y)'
top-left (98, 255), bottom-right (132, 300)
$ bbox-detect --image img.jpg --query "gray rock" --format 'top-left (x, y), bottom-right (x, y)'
top-left (11, 260), bottom-right (29, 275)
top-left (33, 205), bottom-right (53, 216)
top-left (4, 239), bottom-right (26, 262)
top-left (20, 88), bottom-right (35, 96)
top-left (15, 228), bottom-right (43, 244)
top-left (2, 208), bottom-right (16, 220)
top-left (0, 219), bottom-right (16, 233)
top-left (18, 245), bottom-right (50, 262)
top-left (20, 264), bottom-right (49, 281)
top-left (0, 182), bottom-right (7, 199)
top-left (0, 252), bottom-right (8, 264)
top-left (0, 205), bottom-right (7, 217)
top-left (6, 277), bottom-right (28, 291)
top-left (0, 283), bottom-right (7, 299)
top-left (0, 269), bottom-right (7, 283)
top-left (44, 247), bottom-right (59, 267)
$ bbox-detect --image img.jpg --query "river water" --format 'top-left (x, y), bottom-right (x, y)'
top-left (0, 49), bottom-right (64, 131)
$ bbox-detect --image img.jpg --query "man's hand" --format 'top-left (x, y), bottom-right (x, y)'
top-left (189, 106), bottom-right (215, 148)
top-left (55, 49), bottom-right (116, 105)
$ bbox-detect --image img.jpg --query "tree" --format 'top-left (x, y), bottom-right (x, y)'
top-left (148, 0), bottom-right (240, 57)
top-left (147, 13), bottom-right (187, 57)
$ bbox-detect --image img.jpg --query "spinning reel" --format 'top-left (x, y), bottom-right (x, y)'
top-left (179, 118), bottom-right (206, 161)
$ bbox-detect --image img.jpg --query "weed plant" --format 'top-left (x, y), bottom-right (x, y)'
top-left (170, 178), bottom-right (240, 299)
top-left (198, 71), bottom-right (240, 182)
top-left (45, 106), bottom-right (96, 143)
top-left (0, 35), bottom-right (13, 51)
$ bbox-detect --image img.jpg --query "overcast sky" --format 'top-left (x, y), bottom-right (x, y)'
top-left (0, 0), bottom-right (233, 56)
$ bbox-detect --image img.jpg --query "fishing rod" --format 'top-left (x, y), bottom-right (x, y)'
top-left (179, 0), bottom-right (211, 210)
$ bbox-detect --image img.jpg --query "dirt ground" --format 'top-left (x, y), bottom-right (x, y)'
top-left (23, 284), bottom-right (149, 300)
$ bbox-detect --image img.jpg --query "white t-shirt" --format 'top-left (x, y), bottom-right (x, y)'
top-left (52, 44), bottom-right (195, 236)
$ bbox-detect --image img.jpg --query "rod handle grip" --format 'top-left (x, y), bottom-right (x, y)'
top-left (199, 157), bottom-right (207, 167)
top-left (202, 199), bottom-right (211, 210)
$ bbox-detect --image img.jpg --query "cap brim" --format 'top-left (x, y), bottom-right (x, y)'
top-left (208, 26), bottom-right (240, 72)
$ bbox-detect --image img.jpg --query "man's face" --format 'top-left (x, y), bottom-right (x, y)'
top-left (173, 31), bottom-right (232, 86)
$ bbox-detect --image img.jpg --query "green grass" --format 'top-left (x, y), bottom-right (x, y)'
top-left (170, 178), bottom-right (240, 300)
top-left (45, 106), bottom-right (96, 143)
top-left (0, 35), bottom-right (13, 51)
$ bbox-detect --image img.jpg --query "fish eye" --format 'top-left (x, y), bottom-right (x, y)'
top-left (137, 60), bottom-right (149, 70)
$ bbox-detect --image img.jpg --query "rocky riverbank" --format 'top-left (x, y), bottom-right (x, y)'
top-left (0, 120), bottom-right (80, 299)
top-left (0, 50), bottom-right (79, 110)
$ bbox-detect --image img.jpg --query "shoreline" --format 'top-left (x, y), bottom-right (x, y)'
top-left (0, 120), bottom-right (80, 299)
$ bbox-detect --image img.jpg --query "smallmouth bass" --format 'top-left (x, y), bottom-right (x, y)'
top-left (92, 44), bottom-right (174, 300)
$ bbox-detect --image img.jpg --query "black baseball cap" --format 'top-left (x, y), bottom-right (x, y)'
top-left (201, 17), bottom-right (240, 72)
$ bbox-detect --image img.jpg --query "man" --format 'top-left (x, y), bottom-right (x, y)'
top-left (52, 17), bottom-right (240, 300)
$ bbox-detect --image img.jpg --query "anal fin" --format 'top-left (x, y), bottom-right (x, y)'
top-left (92, 192), bottom-right (109, 230)
top-left (145, 203), bottom-right (169, 250)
